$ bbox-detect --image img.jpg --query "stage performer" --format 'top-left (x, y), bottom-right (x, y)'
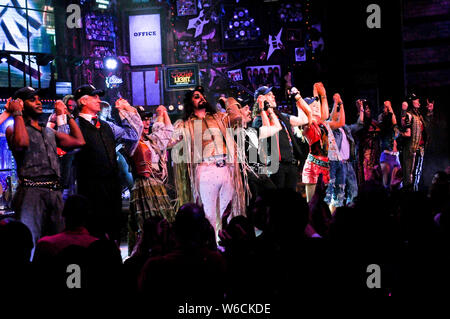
top-left (226, 96), bottom-right (280, 202)
top-left (401, 93), bottom-right (434, 191)
top-left (251, 86), bottom-right (310, 191)
top-left (324, 94), bottom-right (361, 213)
top-left (378, 100), bottom-right (401, 190)
top-left (5, 87), bottom-right (85, 247)
top-left (128, 105), bottom-right (175, 251)
top-left (46, 94), bottom-right (78, 199)
top-left (300, 82), bottom-right (344, 202)
top-left (353, 99), bottom-right (380, 184)
top-left (171, 85), bottom-right (246, 237)
top-left (70, 84), bottom-right (142, 241)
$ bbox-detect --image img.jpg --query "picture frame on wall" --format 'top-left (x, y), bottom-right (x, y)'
top-left (177, 0), bottom-right (197, 17)
top-left (295, 47), bottom-right (307, 62)
top-left (286, 28), bottom-right (303, 42)
top-left (212, 52), bottom-right (228, 64)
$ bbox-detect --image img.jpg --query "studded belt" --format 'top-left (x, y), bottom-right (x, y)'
top-left (19, 178), bottom-right (62, 190)
top-left (307, 154), bottom-right (329, 168)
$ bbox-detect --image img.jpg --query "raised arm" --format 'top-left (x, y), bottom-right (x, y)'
top-left (53, 100), bottom-right (85, 149)
top-left (289, 87), bottom-right (311, 126)
top-left (259, 107), bottom-right (282, 139)
top-left (328, 93), bottom-right (345, 130)
top-left (314, 82), bottom-right (329, 121)
top-left (149, 105), bottom-right (174, 151)
top-left (5, 98), bottom-right (29, 150)
top-left (0, 101), bottom-right (11, 125)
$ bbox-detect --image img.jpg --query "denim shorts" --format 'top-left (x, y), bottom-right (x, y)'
top-left (380, 152), bottom-right (401, 169)
top-left (325, 160), bottom-right (358, 207)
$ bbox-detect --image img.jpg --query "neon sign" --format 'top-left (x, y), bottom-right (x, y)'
top-left (165, 64), bottom-right (199, 91)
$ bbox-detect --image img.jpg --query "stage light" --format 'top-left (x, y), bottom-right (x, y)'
top-left (178, 104), bottom-right (184, 111)
top-left (233, 21), bottom-right (239, 27)
top-left (168, 105), bottom-right (175, 111)
top-left (104, 57), bottom-right (118, 70)
top-left (239, 30), bottom-right (245, 36)
top-left (4, 118), bottom-right (14, 128)
top-left (1, 57), bottom-right (7, 63)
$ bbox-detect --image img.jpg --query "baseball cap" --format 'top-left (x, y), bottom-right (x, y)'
top-left (254, 86), bottom-right (272, 100)
top-left (73, 84), bottom-right (105, 101)
top-left (13, 87), bottom-right (41, 101)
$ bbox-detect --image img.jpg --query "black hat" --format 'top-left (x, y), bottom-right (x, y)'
top-left (73, 84), bottom-right (105, 101)
top-left (407, 92), bottom-right (419, 101)
top-left (137, 106), bottom-right (153, 119)
top-left (13, 87), bottom-right (41, 101)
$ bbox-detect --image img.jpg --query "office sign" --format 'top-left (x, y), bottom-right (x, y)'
top-left (129, 14), bottom-right (162, 66)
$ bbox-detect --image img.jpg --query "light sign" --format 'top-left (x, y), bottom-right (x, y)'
top-left (165, 64), bottom-right (199, 91)
top-left (105, 75), bottom-right (123, 89)
top-left (96, 0), bottom-right (110, 9)
top-left (129, 14), bottom-right (162, 66)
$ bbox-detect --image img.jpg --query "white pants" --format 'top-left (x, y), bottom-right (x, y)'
top-left (196, 164), bottom-right (234, 236)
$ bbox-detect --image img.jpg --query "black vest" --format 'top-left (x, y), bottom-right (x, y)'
top-left (272, 109), bottom-right (303, 162)
top-left (76, 117), bottom-right (118, 183)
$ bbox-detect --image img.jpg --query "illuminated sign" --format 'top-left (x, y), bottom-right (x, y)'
top-left (129, 14), bottom-right (162, 66)
top-left (165, 64), bottom-right (199, 91)
top-left (96, 0), bottom-right (110, 9)
top-left (105, 75), bottom-right (123, 88)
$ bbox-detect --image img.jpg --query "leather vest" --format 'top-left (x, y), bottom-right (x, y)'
top-left (131, 140), bottom-right (153, 178)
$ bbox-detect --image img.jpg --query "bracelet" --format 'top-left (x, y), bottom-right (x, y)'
top-left (12, 110), bottom-right (22, 117)
top-left (66, 114), bottom-right (74, 120)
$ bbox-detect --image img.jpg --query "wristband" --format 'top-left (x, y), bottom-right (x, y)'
top-left (12, 110), bottom-right (22, 117)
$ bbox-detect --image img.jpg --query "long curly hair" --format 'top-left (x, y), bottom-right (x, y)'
top-left (182, 89), bottom-right (217, 120)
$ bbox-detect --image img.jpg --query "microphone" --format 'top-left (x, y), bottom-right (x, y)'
top-left (263, 100), bottom-right (270, 111)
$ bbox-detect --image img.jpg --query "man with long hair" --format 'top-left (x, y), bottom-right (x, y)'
top-left (172, 86), bottom-right (246, 238)
top-left (401, 93), bottom-right (434, 191)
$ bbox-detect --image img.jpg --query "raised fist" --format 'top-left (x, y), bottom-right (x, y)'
top-left (289, 87), bottom-right (301, 100)
top-left (6, 98), bottom-right (23, 113)
top-left (333, 93), bottom-right (342, 105)
top-left (54, 100), bottom-right (68, 116)
top-left (257, 95), bottom-right (266, 110)
top-left (314, 82), bottom-right (326, 96)
top-left (356, 99), bottom-right (363, 111)
top-left (115, 98), bottom-right (134, 112)
top-left (156, 105), bottom-right (167, 116)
